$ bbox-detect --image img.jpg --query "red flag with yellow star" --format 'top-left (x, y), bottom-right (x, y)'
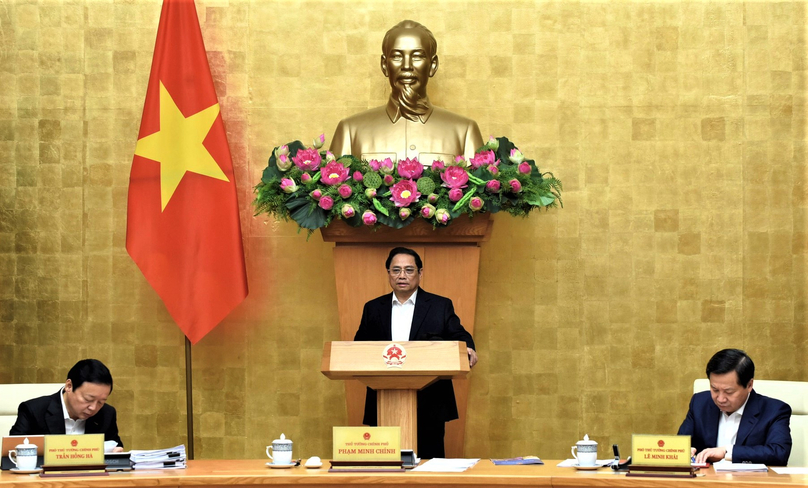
top-left (127, 0), bottom-right (248, 344)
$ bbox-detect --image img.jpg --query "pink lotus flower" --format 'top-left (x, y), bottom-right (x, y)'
top-left (431, 160), bottom-right (445, 172)
top-left (469, 196), bottom-right (484, 211)
top-left (435, 208), bottom-right (451, 225)
top-left (487, 164), bottom-right (499, 175)
top-left (368, 159), bottom-right (381, 171)
top-left (397, 158), bottom-right (423, 179)
top-left (440, 166), bottom-right (469, 189)
top-left (420, 204), bottom-right (436, 218)
top-left (365, 188), bottom-right (376, 198)
top-left (427, 193), bottom-right (439, 204)
top-left (320, 161), bottom-right (349, 185)
top-left (341, 204), bottom-right (355, 218)
top-left (338, 184), bottom-right (352, 198)
top-left (390, 179), bottom-right (421, 207)
top-left (470, 150), bottom-right (496, 170)
top-left (509, 148), bottom-right (525, 164)
top-left (509, 179), bottom-right (522, 193)
top-left (485, 180), bottom-right (501, 193)
top-left (399, 208), bottom-right (411, 220)
top-left (353, 171), bottom-right (364, 182)
top-left (325, 150), bottom-right (336, 162)
top-left (310, 189), bottom-right (322, 200)
top-left (453, 155), bottom-right (467, 167)
top-left (362, 210), bottom-right (377, 226)
top-left (486, 136), bottom-right (499, 150)
top-left (518, 162), bottom-right (531, 174)
top-left (383, 174), bottom-right (395, 186)
top-left (276, 153), bottom-right (292, 171)
top-left (280, 178), bottom-right (298, 194)
top-left (293, 148), bottom-right (322, 171)
top-left (448, 188), bottom-right (464, 202)
top-left (301, 173), bottom-right (312, 183)
top-left (313, 133), bottom-right (325, 149)
top-left (318, 195), bottom-right (334, 210)
top-left (379, 158), bottom-right (395, 175)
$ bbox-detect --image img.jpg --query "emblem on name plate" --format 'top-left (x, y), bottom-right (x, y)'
top-left (382, 343), bottom-right (407, 368)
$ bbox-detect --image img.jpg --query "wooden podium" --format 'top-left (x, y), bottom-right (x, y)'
top-left (321, 340), bottom-right (471, 451)
top-left (320, 214), bottom-right (492, 456)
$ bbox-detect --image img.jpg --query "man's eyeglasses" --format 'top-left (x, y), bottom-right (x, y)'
top-left (388, 267), bottom-right (418, 276)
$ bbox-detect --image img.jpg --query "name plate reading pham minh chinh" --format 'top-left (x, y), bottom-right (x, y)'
top-left (44, 434), bottom-right (104, 466)
top-left (333, 427), bottom-right (400, 461)
top-left (631, 434), bottom-right (691, 466)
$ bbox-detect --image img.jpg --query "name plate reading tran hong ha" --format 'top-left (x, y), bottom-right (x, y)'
top-left (44, 434), bottom-right (105, 466)
top-left (332, 426), bottom-right (400, 461)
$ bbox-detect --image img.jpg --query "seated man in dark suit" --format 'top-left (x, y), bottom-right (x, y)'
top-left (10, 359), bottom-right (123, 451)
top-left (354, 247), bottom-right (478, 459)
top-left (678, 349), bottom-right (791, 465)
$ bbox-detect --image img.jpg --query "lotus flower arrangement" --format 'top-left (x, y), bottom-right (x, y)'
top-left (254, 135), bottom-right (562, 233)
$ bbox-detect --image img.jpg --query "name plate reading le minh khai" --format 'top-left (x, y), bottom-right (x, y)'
top-left (631, 434), bottom-right (691, 466)
top-left (333, 427), bottom-right (400, 461)
top-left (44, 434), bottom-right (105, 466)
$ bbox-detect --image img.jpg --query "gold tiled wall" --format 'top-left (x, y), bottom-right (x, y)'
top-left (1, 0), bottom-right (805, 461)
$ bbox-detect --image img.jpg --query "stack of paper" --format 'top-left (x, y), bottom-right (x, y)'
top-left (712, 462), bottom-right (768, 473)
top-left (411, 458), bottom-right (480, 472)
top-left (492, 456), bottom-right (544, 465)
top-left (130, 445), bottom-right (187, 469)
top-left (771, 467), bottom-right (808, 474)
top-left (557, 459), bottom-right (615, 467)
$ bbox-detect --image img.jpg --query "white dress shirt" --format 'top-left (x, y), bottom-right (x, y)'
top-left (391, 289), bottom-right (417, 341)
top-left (717, 391), bottom-right (751, 461)
top-left (60, 388), bottom-right (86, 434)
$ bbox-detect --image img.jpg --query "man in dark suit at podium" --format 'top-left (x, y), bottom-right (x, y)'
top-left (354, 247), bottom-right (478, 459)
top-left (678, 349), bottom-right (791, 465)
top-left (10, 359), bottom-right (124, 451)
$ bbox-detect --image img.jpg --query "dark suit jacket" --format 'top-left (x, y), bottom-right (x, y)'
top-left (354, 288), bottom-right (475, 426)
top-left (677, 389), bottom-right (791, 465)
top-left (9, 391), bottom-right (123, 448)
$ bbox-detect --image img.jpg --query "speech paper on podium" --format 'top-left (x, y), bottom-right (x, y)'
top-left (411, 458), bottom-right (480, 472)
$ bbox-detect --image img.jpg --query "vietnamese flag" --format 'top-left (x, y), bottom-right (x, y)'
top-left (127, 0), bottom-right (248, 344)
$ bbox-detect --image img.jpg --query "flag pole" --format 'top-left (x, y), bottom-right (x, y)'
top-left (185, 336), bottom-right (195, 460)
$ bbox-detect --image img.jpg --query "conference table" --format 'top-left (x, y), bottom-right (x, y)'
top-left (1, 460), bottom-right (806, 488)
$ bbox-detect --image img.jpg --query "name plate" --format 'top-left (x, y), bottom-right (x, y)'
top-left (333, 426), bottom-right (400, 461)
top-left (632, 434), bottom-right (691, 466)
top-left (44, 434), bottom-right (104, 466)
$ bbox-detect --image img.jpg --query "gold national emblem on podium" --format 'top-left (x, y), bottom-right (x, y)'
top-left (382, 343), bottom-right (407, 368)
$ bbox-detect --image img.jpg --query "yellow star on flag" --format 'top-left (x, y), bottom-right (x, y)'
top-left (135, 82), bottom-right (229, 211)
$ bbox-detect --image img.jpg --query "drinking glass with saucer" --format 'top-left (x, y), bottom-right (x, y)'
top-left (266, 434), bottom-right (294, 468)
top-left (571, 434), bottom-right (599, 469)
top-left (8, 438), bottom-right (39, 473)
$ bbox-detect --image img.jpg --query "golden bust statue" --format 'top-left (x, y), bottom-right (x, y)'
top-left (329, 20), bottom-right (483, 164)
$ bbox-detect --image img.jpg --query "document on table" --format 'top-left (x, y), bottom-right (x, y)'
top-left (557, 459), bottom-right (615, 467)
top-left (771, 467), bottom-right (808, 474)
top-left (129, 444), bottom-right (187, 469)
top-left (411, 458), bottom-right (480, 472)
top-left (713, 462), bottom-right (768, 472)
top-left (491, 456), bottom-right (543, 465)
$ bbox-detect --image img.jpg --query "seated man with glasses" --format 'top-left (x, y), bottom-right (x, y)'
top-left (354, 247), bottom-right (477, 459)
top-left (10, 359), bottom-right (124, 451)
